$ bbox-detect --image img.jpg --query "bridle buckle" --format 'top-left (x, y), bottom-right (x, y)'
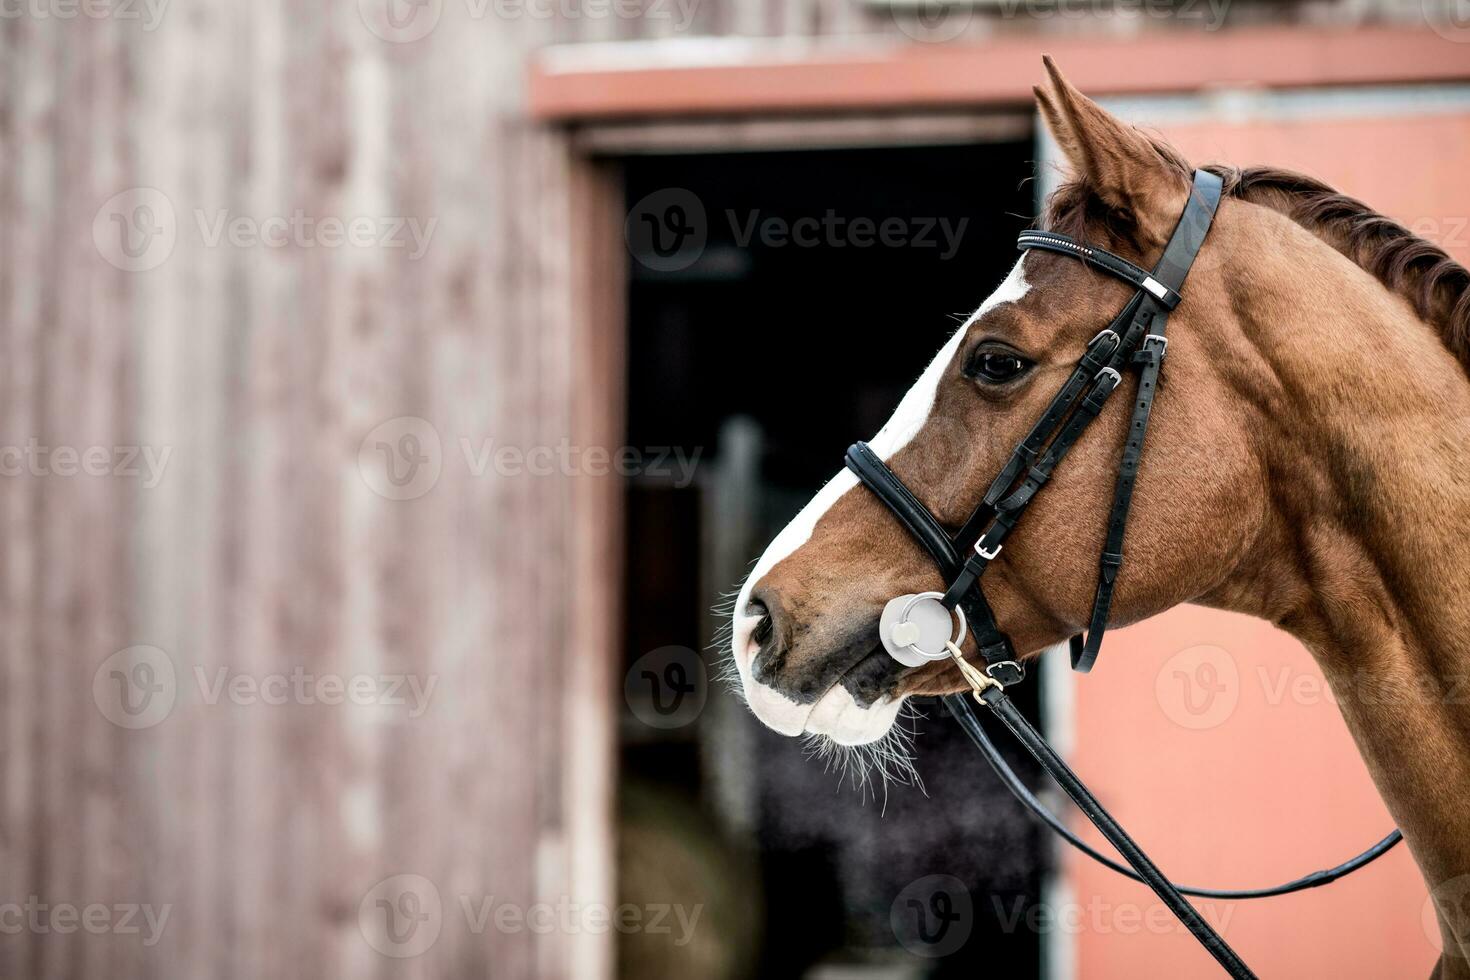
top-left (945, 646), bottom-right (1025, 700)
top-left (1143, 333), bottom-right (1168, 356)
top-left (973, 536), bottom-right (1002, 560)
top-left (986, 660), bottom-right (1025, 687)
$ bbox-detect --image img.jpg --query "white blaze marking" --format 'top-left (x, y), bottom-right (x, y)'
top-left (731, 258), bottom-right (1032, 740)
top-left (735, 257), bottom-right (1031, 626)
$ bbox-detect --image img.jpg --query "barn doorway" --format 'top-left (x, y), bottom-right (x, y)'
top-left (615, 136), bottom-right (1054, 979)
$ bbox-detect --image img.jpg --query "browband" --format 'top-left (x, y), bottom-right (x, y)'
top-left (1016, 231), bottom-right (1183, 308)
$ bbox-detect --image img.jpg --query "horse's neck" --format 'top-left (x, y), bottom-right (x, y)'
top-left (1226, 233), bottom-right (1470, 946)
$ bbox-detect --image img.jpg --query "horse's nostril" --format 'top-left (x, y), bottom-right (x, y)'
top-left (746, 595), bottom-right (785, 684)
top-left (752, 610), bottom-right (772, 648)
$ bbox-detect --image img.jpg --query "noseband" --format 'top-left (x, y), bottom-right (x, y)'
top-left (843, 170), bottom-right (1400, 978)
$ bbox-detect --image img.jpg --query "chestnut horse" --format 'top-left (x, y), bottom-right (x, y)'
top-left (728, 59), bottom-right (1470, 973)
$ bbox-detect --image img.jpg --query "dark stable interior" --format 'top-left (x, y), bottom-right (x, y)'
top-left (619, 139), bottom-right (1054, 978)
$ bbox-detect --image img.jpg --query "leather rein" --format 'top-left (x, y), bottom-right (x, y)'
top-left (842, 170), bottom-right (1401, 978)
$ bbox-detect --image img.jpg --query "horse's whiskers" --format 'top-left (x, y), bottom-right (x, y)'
top-left (801, 703), bottom-right (925, 810)
top-left (710, 574), bottom-right (751, 705)
top-left (714, 651), bottom-right (747, 705)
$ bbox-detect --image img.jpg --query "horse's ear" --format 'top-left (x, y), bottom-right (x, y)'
top-left (1035, 55), bottom-right (1190, 247)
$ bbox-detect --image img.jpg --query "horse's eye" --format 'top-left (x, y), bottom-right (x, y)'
top-left (967, 348), bottom-right (1033, 385)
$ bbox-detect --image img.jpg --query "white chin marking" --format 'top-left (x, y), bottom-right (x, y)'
top-left (734, 677), bottom-right (904, 745)
top-left (731, 257), bottom-right (1031, 737)
top-left (742, 673), bottom-right (812, 737)
top-left (805, 687), bottom-right (905, 746)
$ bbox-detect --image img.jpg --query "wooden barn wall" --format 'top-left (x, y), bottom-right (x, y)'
top-left (0, 4), bottom-right (615, 979)
top-left (541, 0), bottom-right (1435, 44)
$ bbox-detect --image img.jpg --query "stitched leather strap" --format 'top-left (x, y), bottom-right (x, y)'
top-left (939, 293), bottom-right (1157, 613)
top-left (1073, 169), bottom-right (1224, 671)
top-left (971, 319), bottom-right (1127, 522)
top-left (940, 364), bottom-right (1122, 608)
top-left (950, 688), bottom-right (1257, 979)
top-left (945, 691), bottom-right (1403, 898)
top-left (845, 442), bottom-right (957, 568)
top-left (846, 443), bottom-right (1020, 671)
top-left (1073, 320), bottom-right (1165, 670)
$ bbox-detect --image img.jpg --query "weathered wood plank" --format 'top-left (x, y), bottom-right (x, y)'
top-left (1, 2), bottom-right (607, 978)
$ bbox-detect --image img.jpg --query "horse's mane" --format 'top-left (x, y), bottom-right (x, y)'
top-left (1042, 140), bottom-right (1470, 369)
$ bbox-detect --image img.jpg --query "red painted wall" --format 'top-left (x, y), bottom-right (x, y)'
top-left (1067, 108), bottom-right (1470, 979)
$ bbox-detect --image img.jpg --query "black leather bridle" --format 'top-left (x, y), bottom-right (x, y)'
top-left (842, 170), bottom-right (1402, 978)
